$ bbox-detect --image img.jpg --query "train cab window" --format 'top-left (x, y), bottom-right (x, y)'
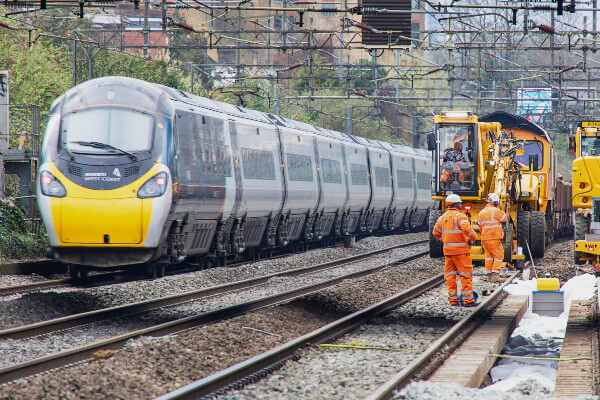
top-left (580, 136), bottom-right (600, 157)
top-left (287, 153), bottom-right (313, 182)
top-left (514, 140), bottom-right (544, 170)
top-left (437, 124), bottom-right (476, 192)
top-left (350, 163), bottom-right (368, 185)
top-left (375, 167), bottom-right (391, 187)
top-left (321, 158), bottom-right (342, 184)
top-left (61, 108), bottom-right (153, 154)
top-left (396, 169), bottom-right (412, 189)
top-left (241, 148), bottom-right (276, 180)
top-left (417, 172), bottom-right (431, 190)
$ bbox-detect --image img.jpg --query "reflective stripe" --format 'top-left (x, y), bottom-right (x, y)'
top-left (466, 229), bottom-right (474, 236)
top-left (442, 229), bottom-right (462, 234)
top-left (464, 272), bottom-right (473, 276)
top-left (448, 296), bottom-right (459, 300)
top-left (462, 290), bottom-right (473, 295)
top-left (434, 226), bottom-right (442, 233)
top-left (448, 291), bottom-right (457, 295)
top-left (479, 220), bottom-right (500, 225)
top-left (491, 208), bottom-right (495, 220)
top-left (481, 224), bottom-right (502, 229)
top-left (462, 295), bottom-right (473, 300)
top-left (485, 257), bottom-right (493, 260)
top-left (444, 271), bottom-right (457, 276)
top-left (444, 242), bottom-right (469, 247)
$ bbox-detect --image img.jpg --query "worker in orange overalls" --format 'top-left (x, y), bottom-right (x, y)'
top-left (477, 193), bottom-right (508, 283)
top-left (432, 194), bottom-right (478, 307)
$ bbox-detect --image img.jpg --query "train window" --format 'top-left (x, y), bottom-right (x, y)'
top-left (350, 163), bottom-right (368, 185)
top-left (321, 158), bottom-right (342, 184)
top-left (241, 148), bottom-right (276, 180)
top-left (287, 153), bottom-right (313, 182)
top-left (375, 167), bottom-right (391, 187)
top-left (175, 112), bottom-right (232, 181)
top-left (514, 140), bottom-right (543, 170)
top-left (396, 169), bottom-right (413, 188)
top-left (417, 172), bottom-right (431, 190)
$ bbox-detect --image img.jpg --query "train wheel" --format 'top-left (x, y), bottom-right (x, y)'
top-left (516, 211), bottom-right (531, 258)
top-left (146, 263), bottom-right (158, 279)
top-left (530, 211), bottom-right (546, 258)
top-left (428, 210), bottom-right (443, 258)
top-left (574, 213), bottom-right (589, 265)
top-left (68, 265), bottom-right (81, 281)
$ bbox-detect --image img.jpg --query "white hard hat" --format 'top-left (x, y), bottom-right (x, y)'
top-left (446, 193), bottom-right (462, 204)
top-left (487, 193), bottom-right (500, 203)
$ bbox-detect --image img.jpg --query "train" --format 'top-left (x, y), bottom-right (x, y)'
top-left (37, 76), bottom-right (434, 278)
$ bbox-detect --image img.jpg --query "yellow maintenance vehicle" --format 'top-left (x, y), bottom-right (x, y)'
top-left (570, 121), bottom-right (600, 274)
top-left (426, 111), bottom-right (559, 266)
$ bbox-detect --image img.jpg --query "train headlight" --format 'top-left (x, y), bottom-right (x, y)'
top-left (138, 172), bottom-right (168, 198)
top-left (40, 171), bottom-right (66, 198)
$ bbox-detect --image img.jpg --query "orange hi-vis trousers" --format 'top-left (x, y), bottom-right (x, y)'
top-left (444, 253), bottom-right (474, 305)
top-left (482, 239), bottom-right (506, 273)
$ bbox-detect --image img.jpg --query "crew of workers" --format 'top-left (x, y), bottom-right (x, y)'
top-left (432, 193), bottom-right (510, 307)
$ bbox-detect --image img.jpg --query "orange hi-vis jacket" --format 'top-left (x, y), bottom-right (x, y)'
top-left (433, 208), bottom-right (477, 255)
top-left (477, 204), bottom-right (507, 240)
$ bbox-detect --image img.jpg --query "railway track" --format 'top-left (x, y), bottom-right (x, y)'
top-left (153, 271), bottom-right (519, 400)
top-left (0, 239), bottom-right (428, 385)
top-left (0, 240), bottom-right (382, 297)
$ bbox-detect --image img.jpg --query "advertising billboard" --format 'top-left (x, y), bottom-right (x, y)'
top-left (517, 87), bottom-right (552, 122)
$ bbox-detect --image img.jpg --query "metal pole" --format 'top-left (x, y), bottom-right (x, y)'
top-left (72, 37), bottom-right (77, 87)
top-left (143, 0), bottom-right (149, 57)
top-left (395, 50), bottom-right (400, 103)
top-left (191, 65), bottom-right (195, 94)
top-left (274, 85), bottom-right (281, 116)
top-left (347, 105), bottom-right (353, 136)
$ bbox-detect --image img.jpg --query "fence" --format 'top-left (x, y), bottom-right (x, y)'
top-left (3, 104), bottom-right (42, 234)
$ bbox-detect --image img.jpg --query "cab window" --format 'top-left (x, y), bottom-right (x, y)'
top-left (514, 140), bottom-right (543, 170)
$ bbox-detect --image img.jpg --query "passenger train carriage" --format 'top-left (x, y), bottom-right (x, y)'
top-left (37, 77), bottom-right (433, 277)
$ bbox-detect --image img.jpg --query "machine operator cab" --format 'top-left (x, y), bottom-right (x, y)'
top-left (427, 111), bottom-right (478, 196)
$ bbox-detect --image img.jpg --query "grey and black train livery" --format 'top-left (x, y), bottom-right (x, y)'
top-left (37, 76), bottom-right (433, 276)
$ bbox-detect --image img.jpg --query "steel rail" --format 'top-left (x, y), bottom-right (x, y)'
top-left (0, 249), bottom-right (429, 385)
top-left (0, 240), bottom-right (426, 341)
top-left (153, 272), bottom-right (444, 400)
top-left (365, 271), bottom-right (520, 400)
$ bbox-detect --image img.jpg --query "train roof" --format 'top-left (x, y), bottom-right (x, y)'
top-left (57, 77), bottom-right (430, 154)
top-left (479, 111), bottom-right (552, 143)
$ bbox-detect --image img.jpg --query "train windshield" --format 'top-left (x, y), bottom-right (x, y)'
top-left (437, 124), bottom-right (476, 192)
top-left (580, 136), bottom-right (600, 157)
top-left (60, 108), bottom-right (154, 155)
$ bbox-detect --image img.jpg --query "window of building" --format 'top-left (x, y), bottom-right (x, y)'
top-left (321, 158), bottom-right (342, 184)
top-left (241, 148), bottom-right (276, 180)
top-left (287, 153), bottom-right (313, 182)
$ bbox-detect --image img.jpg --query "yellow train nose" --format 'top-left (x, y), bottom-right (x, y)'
top-left (60, 198), bottom-right (144, 244)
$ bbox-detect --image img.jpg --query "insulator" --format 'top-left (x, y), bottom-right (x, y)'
top-left (537, 24), bottom-right (556, 34)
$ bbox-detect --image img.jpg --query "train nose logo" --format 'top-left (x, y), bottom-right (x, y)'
top-left (113, 168), bottom-right (121, 177)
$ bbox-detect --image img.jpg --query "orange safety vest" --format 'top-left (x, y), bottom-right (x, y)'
top-left (477, 204), bottom-right (507, 240)
top-left (433, 208), bottom-right (477, 255)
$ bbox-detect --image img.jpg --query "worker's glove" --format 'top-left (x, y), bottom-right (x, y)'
top-left (468, 240), bottom-right (475, 245)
